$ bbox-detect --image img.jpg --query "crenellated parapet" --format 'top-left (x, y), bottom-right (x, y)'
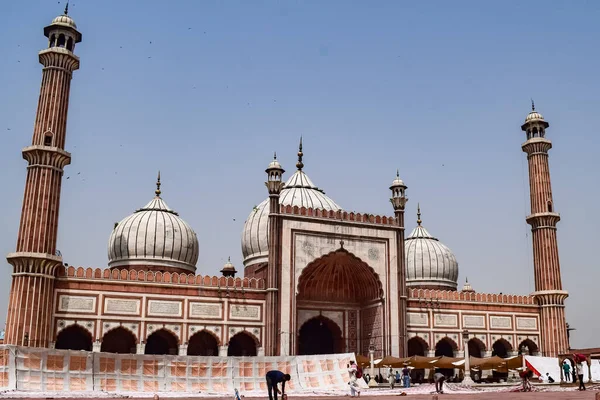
top-left (279, 205), bottom-right (397, 226)
top-left (408, 288), bottom-right (536, 305)
top-left (56, 266), bottom-right (266, 289)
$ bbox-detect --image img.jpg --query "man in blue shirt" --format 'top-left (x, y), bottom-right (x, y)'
top-left (266, 370), bottom-right (291, 400)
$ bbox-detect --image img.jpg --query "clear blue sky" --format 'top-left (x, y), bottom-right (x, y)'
top-left (1, 1), bottom-right (598, 348)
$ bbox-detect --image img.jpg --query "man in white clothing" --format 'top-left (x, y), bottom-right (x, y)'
top-left (347, 361), bottom-right (361, 397)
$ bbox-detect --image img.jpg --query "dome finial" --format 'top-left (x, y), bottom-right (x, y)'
top-left (396, 169), bottom-right (399, 178)
top-left (296, 136), bottom-right (304, 170)
top-left (531, 98), bottom-right (535, 111)
top-left (155, 171), bottom-right (161, 197)
top-left (417, 203), bottom-right (422, 226)
top-left (64, 0), bottom-right (69, 15)
top-left (273, 151), bottom-right (277, 160)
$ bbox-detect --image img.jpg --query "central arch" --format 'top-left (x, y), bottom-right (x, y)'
top-left (297, 249), bottom-right (383, 303)
top-left (227, 332), bottom-right (257, 357)
top-left (296, 248), bottom-right (384, 355)
top-left (298, 316), bottom-right (343, 355)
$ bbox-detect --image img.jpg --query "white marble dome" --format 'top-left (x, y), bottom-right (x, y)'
top-left (404, 207), bottom-right (458, 290)
top-left (241, 163), bottom-right (341, 267)
top-left (525, 110), bottom-right (545, 123)
top-left (51, 14), bottom-right (77, 29)
top-left (108, 183), bottom-right (199, 273)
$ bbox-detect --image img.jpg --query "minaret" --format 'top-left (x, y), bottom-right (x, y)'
top-left (265, 152), bottom-right (285, 355)
top-left (390, 170), bottom-right (408, 357)
top-left (4, 7), bottom-right (81, 347)
top-left (521, 101), bottom-right (569, 357)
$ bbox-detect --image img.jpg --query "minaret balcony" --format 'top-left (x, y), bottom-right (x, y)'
top-left (525, 212), bottom-right (561, 229)
top-left (22, 145), bottom-right (71, 170)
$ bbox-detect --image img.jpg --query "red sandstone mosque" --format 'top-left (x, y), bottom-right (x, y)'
top-left (4, 8), bottom-right (570, 362)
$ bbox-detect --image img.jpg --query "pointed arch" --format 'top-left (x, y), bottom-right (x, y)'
top-left (227, 331), bottom-right (257, 357)
top-left (492, 338), bottom-right (512, 358)
top-left (407, 336), bottom-right (429, 357)
top-left (187, 330), bottom-right (220, 356)
top-left (435, 336), bottom-right (458, 357)
top-left (55, 324), bottom-right (93, 351)
top-left (518, 338), bottom-right (539, 356)
top-left (101, 326), bottom-right (137, 354)
top-left (145, 329), bottom-right (179, 355)
top-left (298, 316), bottom-right (343, 355)
top-left (297, 248), bottom-right (383, 304)
top-left (467, 337), bottom-right (486, 358)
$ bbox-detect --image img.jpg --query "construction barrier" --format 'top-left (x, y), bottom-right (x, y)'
top-left (0, 345), bottom-right (354, 394)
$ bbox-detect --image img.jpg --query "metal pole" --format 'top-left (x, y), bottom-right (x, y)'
top-left (462, 329), bottom-right (474, 385)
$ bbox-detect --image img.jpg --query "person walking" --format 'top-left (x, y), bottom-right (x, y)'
top-left (575, 355), bottom-right (586, 391)
top-left (265, 370), bottom-right (291, 400)
top-left (347, 361), bottom-right (361, 397)
top-left (562, 360), bottom-right (571, 382)
top-left (433, 372), bottom-right (446, 394)
top-left (387, 367), bottom-right (395, 389)
top-left (401, 365), bottom-right (411, 388)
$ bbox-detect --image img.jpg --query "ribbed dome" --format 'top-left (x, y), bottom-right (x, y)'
top-left (404, 207), bottom-right (458, 290)
top-left (525, 110), bottom-right (545, 123)
top-left (241, 155), bottom-right (341, 267)
top-left (108, 177), bottom-right (199, 273)
top-left (51, 14), bottom-right (77, 29)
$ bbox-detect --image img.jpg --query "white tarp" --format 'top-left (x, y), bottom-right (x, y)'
top-left (0, 345), bottom-right (357, 394)
top-left (525, 355), bottom-right (600, 383)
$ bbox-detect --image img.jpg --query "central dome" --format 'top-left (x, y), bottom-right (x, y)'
top-left (108, 175), bottom-right (199, 274)
top-left (242, 145), bottom-right (341, 267)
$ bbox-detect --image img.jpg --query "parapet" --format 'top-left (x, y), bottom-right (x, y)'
top-left (279, 205), bottom-right (397, 226)
top-left (56, 266), bottom-right (266, 289)
top-left (408, 288), bottom-right (536, 305)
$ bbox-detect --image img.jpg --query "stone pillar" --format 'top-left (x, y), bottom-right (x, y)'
top-left (93, 341), bottom-right (101, 352)
top-left (219, 345), bottom-right (228, 357)
top-left (137, 343), bottom-right (145, 354)
top-left (179, 344), bottom-right (187, 356)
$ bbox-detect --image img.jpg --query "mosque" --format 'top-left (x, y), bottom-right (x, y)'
top-left (3, 8), bottom-right (570, 363)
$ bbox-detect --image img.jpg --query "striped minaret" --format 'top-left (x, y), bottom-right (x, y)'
top-left (521, 101), bottom-right (569, 357)
top-left (5, 6), bottom-right (81, 348)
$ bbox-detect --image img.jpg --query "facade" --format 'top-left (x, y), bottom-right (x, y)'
top-left (3, 9), bottom-right (569, 361)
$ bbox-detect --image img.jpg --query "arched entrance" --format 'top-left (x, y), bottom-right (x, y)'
top-left (55, 325), bottom-right (93, 351)
top-left (407, 336), bottom-right (428, 384)
top-left (491, 339), bottom-right (512, 381)
top-left (435, 337), bottom-right (457, 378)
top-left (296, 248), bottom-right (384, 355)
top-left (188, 331), bottom-right (219, 356)
top-left (298, 316), bottom-right (343, 355)
top-left (144, 329), bottom-right (179, 355)
top-left (227, 332), bottom-right (257, 357)
top-left (468, 338), bottom-right (486, 359)
top-left (101, 327), bottom-right (137, 354)
top-left (491, 339), bottom-right (512, 358)
top-left (518, 339), bottom-right (539, 356)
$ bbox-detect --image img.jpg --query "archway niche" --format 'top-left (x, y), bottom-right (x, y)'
top-left (55, 325), bottom-right (93, 351)
top-left (407, 336), bottom-right (429, 384)
top-left (435, 337), bottom-right (458, 377)
top-left (101, 327), bottom-right (137, 354)
top-left (491, 338), bottom-right (512, 358)
top-left (187, 330), bottom-right (219, 356)
top-left (144, 329), bottom-right (179, 355)
top-left (518, 339), bottom-right (538, 356)
top-left (298, 316), bottom-right (343, 355)
top-left (491, 339), bottom-right (512, 381)
top-left (296, 248), bottom-right (384, 355)
top-left (227, 332), bottom-right (257, 357)
top-left (468, 338), bottom-right (486, 359)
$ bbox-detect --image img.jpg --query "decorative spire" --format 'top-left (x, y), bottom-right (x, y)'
top-left (417, 203), bottom-right (422, 226)
top-left (273, 151), bottom-right (277, 160)
top-left (396, 169), bottom-right (400, 178)
top-left (155, 171), bottom-right (161, 197)
top-left (531, 98), bottom-right (535, 111)
top-left (296, 136), bottom-right (304, 170)
top-left (64, 0), bottom-right (69, 15)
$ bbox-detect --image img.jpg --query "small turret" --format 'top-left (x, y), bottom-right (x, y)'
top-left (220, 257), bottom-right (237, 278)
